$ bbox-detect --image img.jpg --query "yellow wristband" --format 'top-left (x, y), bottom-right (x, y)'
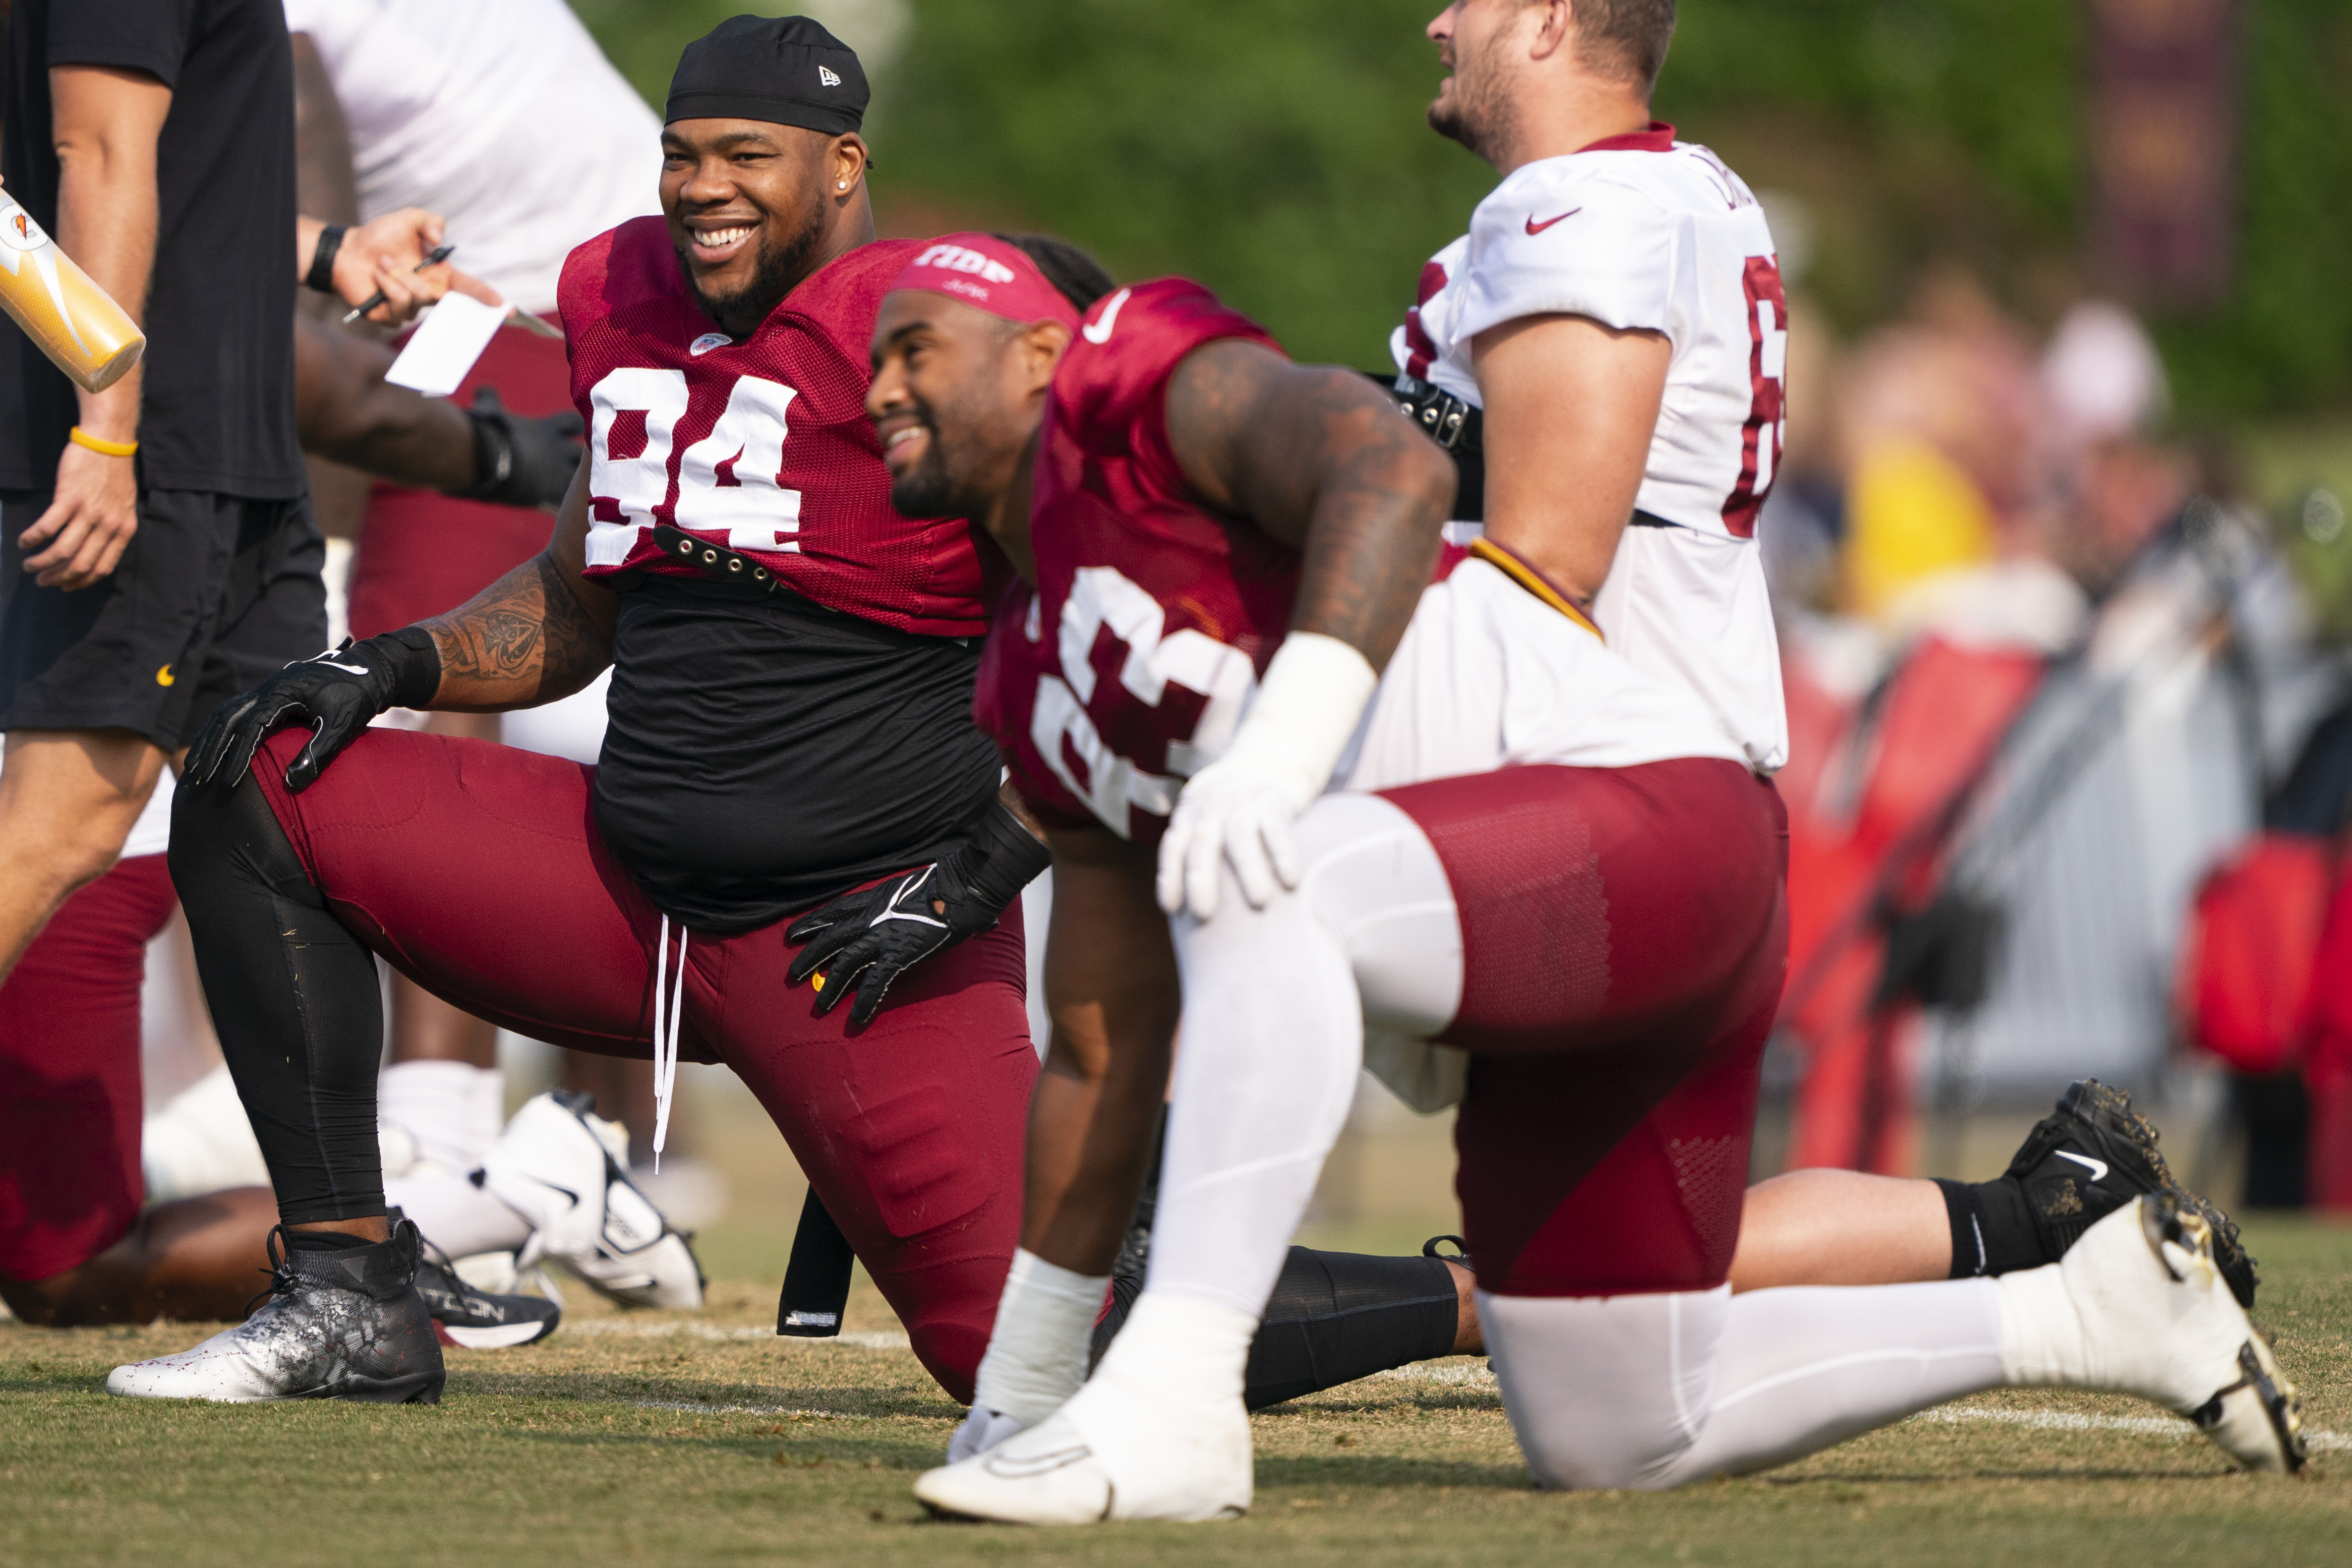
top-left (69, 426), bottom-right (137, 459)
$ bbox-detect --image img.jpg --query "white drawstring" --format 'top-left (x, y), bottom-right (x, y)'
top-left (650, 914), bottom-right (688, 1171)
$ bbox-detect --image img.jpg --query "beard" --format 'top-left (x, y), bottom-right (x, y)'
top-left (675, 207), bottom-right (825, 329)
top-left (1427, 32), bottom-right (1517, 164)
top-left (885, 403), bottom-right (969, 521)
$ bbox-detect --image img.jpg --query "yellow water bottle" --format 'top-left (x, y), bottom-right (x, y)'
top-left (0, 191), bottom-right (144, 394)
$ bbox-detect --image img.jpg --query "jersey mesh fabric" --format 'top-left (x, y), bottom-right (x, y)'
top-left (561, 226), bottom-right (991, 638)
top-left (975, 279), bottom-right (1291, 844)
top-left (1373, 759), bottom-right (1788, 1294)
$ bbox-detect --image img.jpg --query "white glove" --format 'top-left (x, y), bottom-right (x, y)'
top-left (1155, 631), bottom-right (1379, 922)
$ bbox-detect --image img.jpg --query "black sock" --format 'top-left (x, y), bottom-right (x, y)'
top-left (170, 775), bottom-right (389, 1225)
top-left (282, 1228), bottom-right (375, 1253)
top-left (1936, 1175), bottom-right (2048, 1278)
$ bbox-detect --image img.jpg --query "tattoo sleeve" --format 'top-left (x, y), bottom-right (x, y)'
top-left (419, 551), bottom-right (616, 711)
top-left (1165, 341), bottom-right (1454, 672)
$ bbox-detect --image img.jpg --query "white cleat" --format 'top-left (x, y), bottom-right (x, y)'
top-left (2004, 1193), bottom-right (2303, 1472)
top-left (479, 1091), bottom-right (703, 1311)
top-left (914, 1295), bottom-right (1254, 1524)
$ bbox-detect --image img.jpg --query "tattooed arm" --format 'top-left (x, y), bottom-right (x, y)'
top-left (1164, 341), bottom-right (1455, 671)
top-left (416, 461), bottom-right (618, 710)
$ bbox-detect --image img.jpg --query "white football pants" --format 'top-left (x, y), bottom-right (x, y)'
top-left (1480, 1280), bottom-right (2006, 1490)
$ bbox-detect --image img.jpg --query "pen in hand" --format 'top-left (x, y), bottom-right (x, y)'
top-left (341, 242), bottom-right (458, 325)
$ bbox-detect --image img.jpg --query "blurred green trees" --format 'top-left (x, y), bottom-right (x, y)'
top-left (577, 0), bottom-right (2351, 418)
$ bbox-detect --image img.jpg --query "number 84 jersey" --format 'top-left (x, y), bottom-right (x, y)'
top-left (559, 223), bottom-right (991, 637)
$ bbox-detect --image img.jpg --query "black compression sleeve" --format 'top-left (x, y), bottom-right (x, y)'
top-left (169, 772), bottom-right (389, 1223)
top-left (1241, 1247), bottom-right (1463, 1409)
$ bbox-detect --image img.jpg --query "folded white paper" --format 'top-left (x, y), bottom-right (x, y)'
top-left (385, 293), bottom-right (512, 397)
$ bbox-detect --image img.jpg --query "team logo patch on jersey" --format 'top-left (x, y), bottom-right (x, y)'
top-left (819, 66), bottom-right (842, 87)
top-left (689, 332), bottom-right (732, 356)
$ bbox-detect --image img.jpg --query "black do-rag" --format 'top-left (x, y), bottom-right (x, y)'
top-left (665, 14), bottom-right (870, 137)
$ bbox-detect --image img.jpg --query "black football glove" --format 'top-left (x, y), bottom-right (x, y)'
top-left (460, 387), bottom-right (584, 510)
top-left (182, 628), bottom-right (441, 793)
top-left (786, 800), bottom-right (1052, 1027)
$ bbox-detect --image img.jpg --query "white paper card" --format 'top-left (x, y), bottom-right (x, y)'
top-left (385, 293), bottom-right (512, 397)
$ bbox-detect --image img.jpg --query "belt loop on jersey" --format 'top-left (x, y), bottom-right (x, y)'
top-left (650, 915), bottom-right (689, 1170)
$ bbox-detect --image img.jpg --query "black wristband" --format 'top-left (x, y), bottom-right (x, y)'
top-left (954, 798), bottom-right (1053, 911)
top-left (305, 224), bottom-right (347, 295)
top-left (361, 626), bottom-right (444, 710)
top-left (462, 409), bottom-right (515, 500)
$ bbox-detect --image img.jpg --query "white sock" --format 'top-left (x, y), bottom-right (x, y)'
top-left (1088, 1292), bottom-right (1257, 1412)
top-left (380, 1060), bottom-right (502, 1174)
top-left (969, 1249), bottom-right (1109, 1422)
top-left (386, 1172), bottom-right (532, 1259)
top-left (1993, 1260), bottom-right (2092, 1387)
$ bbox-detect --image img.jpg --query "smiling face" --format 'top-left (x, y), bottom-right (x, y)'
top-left (869, 290), bottom-right (1068, 562)
top-left (660, 118), bottom-right (864, 336)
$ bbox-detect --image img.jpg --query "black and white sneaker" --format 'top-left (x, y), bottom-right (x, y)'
top-left (481, 1091), bottom-right (704, 1310)
top-left (415, 1244), bottom-right (561, 1349)
top-left (2006, 1079), bottom-right (2257, 1308)
top-left (107, 1220), bottom-right (445, 1403)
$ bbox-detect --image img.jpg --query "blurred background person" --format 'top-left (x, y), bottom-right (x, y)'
top-left (0, 0), bottom-right (504, 1320)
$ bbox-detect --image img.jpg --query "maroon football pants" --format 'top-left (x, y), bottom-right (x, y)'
top-left (0, 855), bottom-right (176, 1280)
top-left (248, 728), bottom-right (1036, 1400)
top-left (1382, 759), bottom-right (1789, 1298)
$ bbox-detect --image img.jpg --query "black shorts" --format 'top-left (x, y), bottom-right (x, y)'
top-left (0, 487), bottom-right (326, 751)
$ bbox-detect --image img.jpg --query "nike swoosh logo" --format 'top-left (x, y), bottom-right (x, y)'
top-left (2055, 1150), bottom-right (2109, 1183)
top-left (1081, 288), bottom-right (1131, 345)
top-left (984, 1443), bottom-right (1094, 1479)
top-left (318, 660), bottom-right (372, 676)
top-left (1525, 209), bottom-right (1582, 236)
top-left (871, 865), bottom-right (948, 929)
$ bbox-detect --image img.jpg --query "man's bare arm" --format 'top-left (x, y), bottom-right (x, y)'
top-left (291, 314), bottom-right (478, 493)
top-left (1473, 313), bottom-right (1670, 605)
top-left (1022, 826), bottom-right (1182, 1274)
top-left (20, 66), bottom-right (170, 590)
top-left (415, 463), bottom-right (617, 710)
top-left (1165, 341), bottom-right (1454, 672)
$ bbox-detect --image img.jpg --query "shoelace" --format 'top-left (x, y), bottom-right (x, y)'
top-left (242, 1225), bottom-right (302, 1319)
top-left (650, 914), bottom-right (689, 1170)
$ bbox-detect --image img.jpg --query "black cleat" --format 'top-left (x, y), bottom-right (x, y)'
top-left (2007, 1080), bottom-right (2257, 1308)
top-left (107, 1220), bottom-right (447, 1403)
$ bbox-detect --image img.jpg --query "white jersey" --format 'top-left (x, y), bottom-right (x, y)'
top-left (1391, 124), bottom-right (1790, 772)
top-left (284, 0), bottom-right (662, 314)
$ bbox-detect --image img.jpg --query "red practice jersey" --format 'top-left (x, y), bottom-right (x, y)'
top-left (975, 280), bottom-right (1291, 844)
top-left (560, 223), bottom-right (991, 638)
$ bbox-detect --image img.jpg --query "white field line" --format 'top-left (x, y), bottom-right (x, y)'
top-left (1915, 1403), bottom-right (2350, 1453)
top-left (563, 1320), bottom-right (909, 1350)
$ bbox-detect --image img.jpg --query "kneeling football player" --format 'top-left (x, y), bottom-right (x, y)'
top-left (838, 237), bottom-right (2301, 1521)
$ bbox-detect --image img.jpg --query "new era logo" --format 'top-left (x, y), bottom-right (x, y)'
top-left (818, 66), bottom-right (842, 87)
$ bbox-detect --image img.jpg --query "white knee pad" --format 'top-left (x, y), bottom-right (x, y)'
top-left (1479, 1287), bottom-right (1729, 1491)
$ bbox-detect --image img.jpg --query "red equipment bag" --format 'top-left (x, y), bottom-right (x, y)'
top-left (2175, 833), bottom-right (2335, 1075)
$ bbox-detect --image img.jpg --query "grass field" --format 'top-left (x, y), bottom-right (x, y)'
top-left (4, 1218), bottom-right (2350, 1566)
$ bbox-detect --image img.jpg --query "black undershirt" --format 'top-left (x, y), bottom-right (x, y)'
top-left (593, 575), bottom-right (1000, 934)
